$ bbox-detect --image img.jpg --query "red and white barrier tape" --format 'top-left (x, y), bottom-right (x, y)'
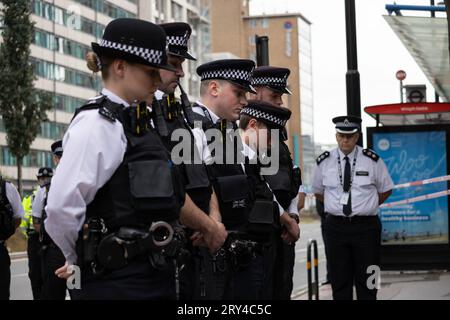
top-left (380, 190), bottom-right (450, 208)
top-left (394, 175), bottom-right (450, 189)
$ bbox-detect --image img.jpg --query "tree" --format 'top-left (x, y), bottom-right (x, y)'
top-left (0, 0), bottom-right (52, 195)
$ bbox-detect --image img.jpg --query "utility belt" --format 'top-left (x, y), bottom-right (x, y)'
top-left (212, 231), bottom-right (261, 274)
top-left (78, 218), bottom-right (190, 274)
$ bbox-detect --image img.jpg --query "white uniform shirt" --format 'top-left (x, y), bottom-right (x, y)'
top-left (311, 146), bottom-right (394, 217)
top-left (31, 186), bottom-right (46, 219)
top-left (191, 101), bottom-right (219, 164)
top-left (45, 89), bottom-right (128, 265)
top-left (4, 182), bottom-right (24, 219)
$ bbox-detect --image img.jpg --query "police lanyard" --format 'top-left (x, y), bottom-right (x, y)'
top-left (337, 150), bottom-right (357, 190)
top-left (200, 106), bottom-right (215, 125)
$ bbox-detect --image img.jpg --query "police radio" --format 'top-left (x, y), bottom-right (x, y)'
top-left (129, 100), bottom-right (151, 136)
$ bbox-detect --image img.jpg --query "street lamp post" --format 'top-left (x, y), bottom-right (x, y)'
top-left (396, 70), bottom-right (407, 103)
top-left (345, 0), bottom-right (362, 146)
top-left (345, 0), bottom-right (361, 120)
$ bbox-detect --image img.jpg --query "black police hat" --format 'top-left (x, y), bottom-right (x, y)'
top-left (159, 22), bottom-right (196, 61)
top-left (332, 115), bottom-right (362, 134)
top-left (51, 140), bottom-right (63, 157)
top-left (252, 66), bottom-right (292, 95)
top-left (92, 18), bottom-right (175, 71)
top-left (196, 59), bottom-right (256, 94)
top-left (37, 167), bottom-right (53, 178)
top-left (241, 100), bottom-right (291, 129)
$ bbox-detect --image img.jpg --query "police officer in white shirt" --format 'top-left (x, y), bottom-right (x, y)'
top-left (0, 176), bottom-right (24, 300)
top-left (312, 116), bottom-right (394, 300)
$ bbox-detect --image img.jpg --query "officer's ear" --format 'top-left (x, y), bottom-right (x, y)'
top-left (248, 118), bottom-right (258, 130)
top-left (209, 80), bottom-right (221, 97)
top-left (111, 59), bottom-right (127, 78)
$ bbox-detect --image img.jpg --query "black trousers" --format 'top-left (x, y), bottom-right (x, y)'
top-left (320, 216), bottom-right (331, 283)
top-left (70, 259), bottom-right (176, 300)
top-left (0, 243), bottom-right (10, 300)
top-left (41, 243), bottom-right (67, 300)
top-left (223, 252), bottom-right (265, 300)
top-left (273, 239), bottom-right (296, 300)
top-left (324, 215), bottom-right (381, 300)
top-left (27, 233), bottom-right (43, 300)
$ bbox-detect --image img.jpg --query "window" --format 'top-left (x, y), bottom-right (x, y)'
top-left (31, 58), bottom-right (101, 91)
top-left (32, 0), bottom-right (105, 38)
top-left (72, 0), bottom-right (136, 19)
top-left (262, 18), bottom-right (269, 29)
top-left (172, 2), bottom-right (183, 21)
top-left (249, 19), bottom-right (257, 28)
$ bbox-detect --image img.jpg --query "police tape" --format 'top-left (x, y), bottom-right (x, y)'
top-left (380, 190), bottom-right (450, 208)
top-left (393, 175), bottom-right (450, 189)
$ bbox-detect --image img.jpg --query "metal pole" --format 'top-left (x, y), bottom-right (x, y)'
top-left (307, 239), bottom-right (319, 300)
top-left (431, 0), bottom-right (436, 17)
top-left (435, 91), bottom-right (440, 102)
top-left (255, 35), bottom-right (269, 67)
top-left (400, 80), bottom-right (404, 103)
top-left (345, 0), bottom-right (362, 146)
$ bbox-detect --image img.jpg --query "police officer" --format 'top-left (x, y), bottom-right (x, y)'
top-left (188, 59), bottom-right (255, 299)
top-left (20, 168), bottom-right (54, 300)
top-left (312, 116), bottom-right (394, 300)
top-left (238, 100), bottom-right (293, 300)
top-left (44, 18), bottom-right (225, 300)
top-left (251, 66), bottom-right (301, 299)
top-left (153, 22), bottom-right (224, 300)
top-left (32, 165), bottom-right (67, 300)
top-left (0, 175), bottom-right (24, 300)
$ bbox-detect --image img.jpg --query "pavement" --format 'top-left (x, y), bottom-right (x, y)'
top-left (295, 270), bottom-right (450, 300)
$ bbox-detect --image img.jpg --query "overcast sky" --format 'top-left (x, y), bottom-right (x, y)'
top-left (249, 0), bottom-right (445, 145)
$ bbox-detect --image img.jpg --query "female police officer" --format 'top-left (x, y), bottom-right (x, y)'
top-left (44, 18), bottom-right (226, 300)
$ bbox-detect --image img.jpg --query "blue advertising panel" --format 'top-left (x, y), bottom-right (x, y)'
top-left (373, 131), bottom-right (449, 245)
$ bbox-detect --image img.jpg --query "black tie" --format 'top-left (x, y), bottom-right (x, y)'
top-left (343, 156), bottom-right (352, 216)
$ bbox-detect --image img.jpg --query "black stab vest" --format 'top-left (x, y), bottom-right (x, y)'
top-left (73, 96), bottom-right (185, 232)
top-left (152, 96), bottom-right (212, 214)
top-left (264, 140), bottom-right (302, 210)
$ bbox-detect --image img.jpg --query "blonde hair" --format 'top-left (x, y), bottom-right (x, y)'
top-left (86, 52), bottom-right (114, 79)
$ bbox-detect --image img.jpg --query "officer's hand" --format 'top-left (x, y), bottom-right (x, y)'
top-left (280, 213), bottom-right (300, 244)
top-left (55, 262), bottom-right (73, 280)
top-left (203, 219), bottom-right (227, 253)
top-left (190, 231), bottom-right (206, 247)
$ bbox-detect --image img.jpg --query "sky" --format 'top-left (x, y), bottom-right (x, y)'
top-left (249, 0), bottom-right (446, 145)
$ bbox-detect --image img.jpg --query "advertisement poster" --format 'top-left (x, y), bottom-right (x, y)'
top-left (373, 131), bottom-right (449, 245)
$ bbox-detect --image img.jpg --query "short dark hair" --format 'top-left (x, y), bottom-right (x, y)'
top-left (239, 114), bottom-right (252, 130)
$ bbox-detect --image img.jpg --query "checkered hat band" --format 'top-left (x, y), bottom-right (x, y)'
top-left (100, 39), bottom-right (164, 65)
top-left (167, 35), bottom-right (188, 47)
top-left (241, 108), bottom-right (286, 127)
top-left (201, 69), bottom-right (252, 82)
top-left (252, 76), bottom-right (287, 86)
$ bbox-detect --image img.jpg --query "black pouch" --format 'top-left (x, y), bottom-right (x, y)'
top-left (184, 163), bottom-right (210, 190)
top-left (291, 167), bottom-right (302, 196)
top-left (97, 233), bottom-right (129, 270)
top-left (246, 200), bottom-right (275, 242)
top-left (215, 175), bottom-right (251, 206)
top-left (128, 160), bottom-right (176, 211)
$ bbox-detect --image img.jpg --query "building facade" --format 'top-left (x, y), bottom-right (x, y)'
top-left (210, 0), bottom-right (315, 186)
top-left (0, 0), bottom-right (211, 191)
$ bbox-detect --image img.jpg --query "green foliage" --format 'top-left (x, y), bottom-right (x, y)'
top-left (0, 0), bottom-right (52, 186)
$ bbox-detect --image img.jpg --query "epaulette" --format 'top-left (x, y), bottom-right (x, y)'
top-left (98, 105), bottom-right (117, 122)
top-left (316, 151), bottom-right (330, 165)
top-left (362, 149), bottom-right (379, 162)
